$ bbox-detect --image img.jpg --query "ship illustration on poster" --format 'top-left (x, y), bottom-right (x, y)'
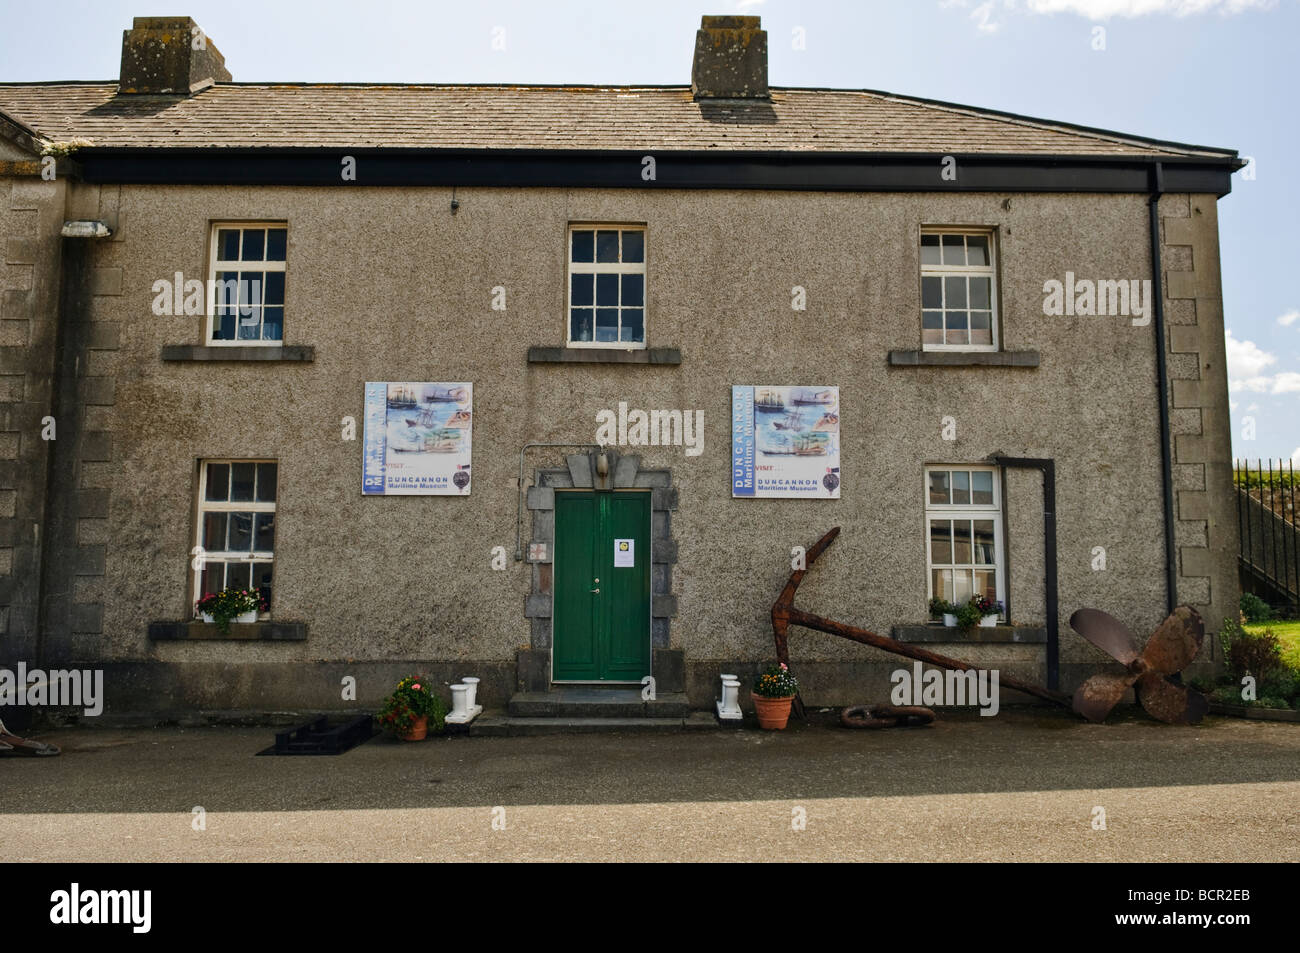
top-left (732, 385), bottom-right (840, 499)
top-left (363, 382), bottom-right (473, 495)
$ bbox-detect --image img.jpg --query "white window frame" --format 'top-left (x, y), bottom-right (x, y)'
top-left (919, 226), bottom-right (999, 353)
top-left (193, 458), bottom-right (277, 617)
top-left (206, 222), bottom-right (288, 347)
top-left (566, 224), bottom-right (647, 350)
top-left (923, 465), bottom-right (1005, 617)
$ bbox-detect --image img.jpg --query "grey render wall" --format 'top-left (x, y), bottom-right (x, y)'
top-left (16, 181), bottom-right (1238, 713)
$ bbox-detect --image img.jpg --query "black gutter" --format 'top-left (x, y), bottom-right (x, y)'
top-left (993, 456), bottom-right (1058, 691)
top-left (1149, 161), bottom-right (1178, 616)
top-left (73, 148), bottom-right (1240, 195)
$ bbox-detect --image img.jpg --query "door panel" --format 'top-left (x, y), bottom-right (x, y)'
top-left (552, 490), bottom-right (650, 681)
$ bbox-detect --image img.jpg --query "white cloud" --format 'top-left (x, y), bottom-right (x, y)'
top-left (1271, 372), bottom-right (1300, 394)
top-left (1293, 447), bottom-right (1300, 465)
top-left (1025, 0), bottom-right (1275, 18)
top-left (1225, 328), bottom-right (1276, 379)
top-left (1279, 309), bottom-right (1300, 327)
top-left (1247, 402), bottom-right (1260, 411)
top-left (734, 0), bottom-right (765, 10)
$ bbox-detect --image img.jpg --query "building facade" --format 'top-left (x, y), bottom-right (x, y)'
top-left (0, 16), bottom-right (1241, 720)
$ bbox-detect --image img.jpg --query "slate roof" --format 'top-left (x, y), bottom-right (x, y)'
top-left (0, 82), bottom-right (1236, 159)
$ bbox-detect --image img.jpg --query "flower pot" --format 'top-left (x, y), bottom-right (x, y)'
top-left (942, 613), bottom-right (957, 627)
top-left (752, 694), bottom-right (796, 730)
top-left (398, 715), bottom-right (428, 741)
top-left (235, 610), bottom-right (258, 624)
top-left (979, 614), bottom-right (999, 628)
top-left (201, 612), bottom-right (215, 623)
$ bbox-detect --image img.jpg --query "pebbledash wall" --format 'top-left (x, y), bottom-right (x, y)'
top-left (1, 175), bottom-right (1239, 719)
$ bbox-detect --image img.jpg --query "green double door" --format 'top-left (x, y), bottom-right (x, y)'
top-left (553, 490), bottom-right (651, 682)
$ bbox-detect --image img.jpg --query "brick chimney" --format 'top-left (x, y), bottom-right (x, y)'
top-left (691, 15), bottom-right (768, 100)
top-left (118, 17), bottom-right (230, 95)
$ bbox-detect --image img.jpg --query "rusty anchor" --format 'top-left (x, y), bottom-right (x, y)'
top-left (771, 527), bottom-right (1208, 725)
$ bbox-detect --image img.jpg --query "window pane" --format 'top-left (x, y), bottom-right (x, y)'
top-left (256, 463), bottom-right (278, 502)
top-left (253, 562), bottom-right (273, 607)
top-left (571, 230), bottom-right (594, 263)
top-left (621, 309), bottom-right (644, 343)
top-left (930, 520), bottom-right (953, 565)
top-left (263, 307), bottom-right (283, 341)
top-left (944, 276), bottom-right (967, 308)
top-left (265, 228), bottom-right (287, 261)
top-left (217, 229), bottom-right (240, 261)
top-left (595, 273), bottom-right (618, 307)
top-left (595, 308), bottom-right (619, 342)
top-left (231, 463), bottom-right (255, 501)
top-left (202, 512), bottom-right (228, 551)
top-left (973, 520), bottom-right (996, 564)
top-left (922, 276), bottom-right (942, 310)
top-left (969, 276), bottom-right (991, 309)
top-left (952, 569), bottom-right (973, 602)
top-left (622, 230), bottom-right (644, 263)
top-left (945, 317), bottom-right (969, 346)
top-left (921, 234), bottom-right (941, 265)
top-left (971, 470), bottom-right (993, 506)
top-left (922, 311), bottom-right (943, 346)
top-left (941, 234), bottom-right (965, 265)
top-left (241, 229), bottom-right (265, 262)
top-left (229, 512), bottom-right (253, 551)
top-left (237, 311), bottom-right (261, 340)
top-left (932, 569), bottom-right (953, 603)
top-left (201, 562), bottom-right (225, 599)
top-left (205, 463), bottom-right (230, 501)
top-left (953, 520), bottom-right (972, 564)
top-left (264, 271), bottom-right (285, 306)
top-left (253, 512), bottom-right (275, 552)
top-left (621, 273), bottom-right (644, 307)
top-left (928, 470), bottom-right (950, 505)
top-left (967, 235), bottom-right (989, 266)
top-left (596, 230), bottom-right (619, 263)
top-left (226, 561), bottom-right (251, 591)
top-left (213, 271), bottom-right (238, 310)
top-left (951, 470), bottom-right (970, 505)
top-left (570, 273), bottom-right (593, 307)
top-left (215, 309), bottom-right (236, 341)
top-left (570, 308), bottom-right (593, 342)
top-left (973, 569), bottom-right (996, 602)
top-left (970, 310), bottom-right (992, 346)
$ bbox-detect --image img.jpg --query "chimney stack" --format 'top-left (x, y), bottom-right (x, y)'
top-left (118, 17), bottom-right (230, 95)
top-left (691, 15), bottom-right (768, 100)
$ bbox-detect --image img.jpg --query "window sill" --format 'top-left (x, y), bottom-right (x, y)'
top-left (889, 350), bottom-right (1039, 368)
top-left (162, 345), bottom-right (315, 362)
top-left (148, 621), bottom-right (308, 641)
top-left (528, 346), bottom-right (681, 365)
top-left (892, 624), bottom-right (1046, 644)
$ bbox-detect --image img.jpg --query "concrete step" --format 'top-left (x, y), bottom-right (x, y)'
top-left (508, 688), bottom-right (690, 719)
top-left (469, 711), bottom-right (720, 736)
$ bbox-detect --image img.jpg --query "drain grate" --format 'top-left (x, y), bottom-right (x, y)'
top-left (256, 714), bottom-right (375, 756)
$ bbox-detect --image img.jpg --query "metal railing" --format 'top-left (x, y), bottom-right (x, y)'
top-left (1235, 458), bottom-right (1299, 613)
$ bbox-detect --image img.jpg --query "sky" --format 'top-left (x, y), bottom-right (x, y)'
top-left (1, 0), bottom-right (1296, 462)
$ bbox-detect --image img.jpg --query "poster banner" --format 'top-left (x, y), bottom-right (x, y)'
top-left (731, 385), bottom-right (840, 498)
top-left (362, 382), bottom-right (473, 495)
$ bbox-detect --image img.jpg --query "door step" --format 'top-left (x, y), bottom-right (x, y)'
top-left (508, 688), bottom-right (690, 719)
top-left (468, 711), bottom-right (719, 736)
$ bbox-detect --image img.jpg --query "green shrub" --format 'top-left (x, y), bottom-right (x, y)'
top-left (1221, 619), bottom-right (1284, 682)
top-left (1239, 593), bottom-right (1272, 624)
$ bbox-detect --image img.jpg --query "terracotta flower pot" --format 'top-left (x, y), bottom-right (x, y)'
top-left (398, 715), bottom-right (428, 741)
top-left (752, 693), bottom-right (796, 730)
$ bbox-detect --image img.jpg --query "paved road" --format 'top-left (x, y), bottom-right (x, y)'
top-left (2, 709), bottom-right (1297, 862)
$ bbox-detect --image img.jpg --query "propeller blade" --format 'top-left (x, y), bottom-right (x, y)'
top-left (1136, 672), bottom-right (1210, 725)
top-left (1072, 671), bottom-right (1137, 723)
top-left (1069, 608), bottom-right (1141, 665)
top-left (1141, 606), bottom-right (1205, 676)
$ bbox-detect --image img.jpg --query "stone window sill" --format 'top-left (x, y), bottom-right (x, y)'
top-left (892, 624), bottom-right (1047, 644)
top-left (528, 346), bottom-right (681, 365)
top-left (888, 350), bottom-right (1039, 368)
top-left (148, 621), bottom-right (308, 641)
top-left (162, 345), bottom-right (315, 362)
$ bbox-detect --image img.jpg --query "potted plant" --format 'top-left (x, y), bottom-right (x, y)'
top-left (751, 662), bottom-right (799, 730)
top-left (375, 675), bottom-right (446, 741)
top-left (929, 597), bottom-right (957, 627)
top-left (195, 588), bottom-right (266, 633)
top-left (973, 595), bottom-right (1004, 627)
top-left (954, 599), bottom-right (984, 632)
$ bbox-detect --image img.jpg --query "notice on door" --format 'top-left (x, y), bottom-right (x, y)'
top-left (614, 539), bottom-right (635, 567)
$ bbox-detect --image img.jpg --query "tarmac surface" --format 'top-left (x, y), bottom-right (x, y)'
top-left (2, 708), bottom-right (1298, 862)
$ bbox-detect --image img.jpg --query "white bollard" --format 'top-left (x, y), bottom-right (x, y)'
top-left (449, 684), bottom-right (470, 720)
top-left (716, 674), bottom-right (743, 720)
top-left (461, 676), bottom-right (480, 709)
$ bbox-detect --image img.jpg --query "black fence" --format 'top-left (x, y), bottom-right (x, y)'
top-left (1235, 458), bottom-right (1299, 614)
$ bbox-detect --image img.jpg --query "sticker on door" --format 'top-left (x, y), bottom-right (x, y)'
top-left (614, 538), bottom-right (635, 567)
